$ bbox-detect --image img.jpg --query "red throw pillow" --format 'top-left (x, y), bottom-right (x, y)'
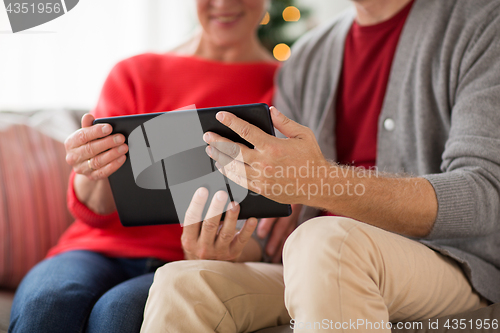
top-left (0, 124), bottom-right (73, 289)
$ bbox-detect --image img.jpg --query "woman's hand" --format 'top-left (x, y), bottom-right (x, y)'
top-left (257, 204), bottom-right (303, 263)
top-left (64, 113), bottom-right (128, 181)
top-left (181, 188), bottom-right (258, 262)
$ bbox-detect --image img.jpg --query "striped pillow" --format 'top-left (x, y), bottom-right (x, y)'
top-left (0, 123), bottom-right (73, 289)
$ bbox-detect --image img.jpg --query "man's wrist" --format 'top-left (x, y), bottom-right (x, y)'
top-left (304, 163), bottom-right (375, 215)
top-left (304, 162), bottom-right (345, 212)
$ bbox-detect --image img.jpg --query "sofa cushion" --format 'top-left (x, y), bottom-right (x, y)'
top-left (0, 110), bottom-right (81, 289)
top-left (0, 290), bottom-right (14, 333)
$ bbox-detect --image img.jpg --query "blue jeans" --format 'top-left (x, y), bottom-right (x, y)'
top-left (9, 250), bottom-right (167, 333)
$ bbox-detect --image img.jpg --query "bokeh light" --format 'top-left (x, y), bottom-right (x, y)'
top-left (260, 11), bottom-right (270, 25)
top-left (273, 43), bottom-right (291, 62)
top-left (282, 6), bottom-right (301, 22)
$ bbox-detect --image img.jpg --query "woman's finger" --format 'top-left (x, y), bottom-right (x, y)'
top-left (271, 243), bottom-right (284, 263)
top-left (270, 222), bottom-right (297, 263)
top-left (230, 218), bottom-right (258, 256)
top-left (70, 134), bottom-right (125, 166)
top-left (88, 144), bottom-right (128, 171)
top-left (198, 191), bottom-right (229, 248)
top-left (65, 123), bottom-right (113, 151)
top-left (265, 216), bottom-right (291, 256)
top-left (214, 202), bottom-right (240, 250)
top-left (257, 217), bottom-right (277, 239)
top-left (81, 113), bottom-right (95, 128)
top-left (74, 144), bottom-right (128, 175)
top-left (87, 154), bottom-right (127, 181)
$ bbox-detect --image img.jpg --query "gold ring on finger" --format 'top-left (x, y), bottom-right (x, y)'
top-left (88, 158), bottom-right (94, 172)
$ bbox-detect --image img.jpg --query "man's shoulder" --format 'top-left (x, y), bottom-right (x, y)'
top-left (445, 0), bottom-right (500, 16)
top-left (450, 0), bottom-right (500, 33)
top-left (409, 0), bottom-right (500, 58)
top-left (414, 0), bottom-right (500, 32)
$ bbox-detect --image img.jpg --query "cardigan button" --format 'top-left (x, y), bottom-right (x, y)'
top-left (383, 118), bottom-right (395, 131)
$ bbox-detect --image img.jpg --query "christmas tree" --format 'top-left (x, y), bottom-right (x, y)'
top-left (258, 0), bottom-right (311, 61)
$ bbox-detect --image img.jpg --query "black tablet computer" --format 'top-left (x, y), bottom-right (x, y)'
top-left (93, 103), bottom-right (292, 227)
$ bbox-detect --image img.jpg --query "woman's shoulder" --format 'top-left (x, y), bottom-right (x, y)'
top-left (105, 53), bottom-right (203, 89)
top-left (113, 52), bottom-right (181, 73)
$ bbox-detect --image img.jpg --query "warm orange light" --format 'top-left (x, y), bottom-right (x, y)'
top-left (273, 43), bottom-right (291, 62)
top-left (282, 6), bottom-right (301, 22)
top-left (260, 11), bottom-right (270, 25)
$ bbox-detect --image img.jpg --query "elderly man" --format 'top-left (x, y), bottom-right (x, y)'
top-left (141, 0), bottom-right (500, 332)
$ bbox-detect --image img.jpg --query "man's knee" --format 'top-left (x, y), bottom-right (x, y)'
top-left (144, 260), bottom-right (241, 332)
top-left (151, 261), bottom-right (200, 294)
top-left (284, 216), bottom-right (367, 258)
top-left (282, 216), bottom-right (387, 277)
top-left (154, 260), bottom-right (218, 283)
top-left (151, 260), bottom-right (236, 299)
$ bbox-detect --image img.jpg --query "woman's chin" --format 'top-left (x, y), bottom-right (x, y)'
top-left (209, 33), bottom-right (249, 49)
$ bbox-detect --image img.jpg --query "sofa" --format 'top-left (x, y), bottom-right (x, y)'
top-left (0, 109), bottom-right (498, 333)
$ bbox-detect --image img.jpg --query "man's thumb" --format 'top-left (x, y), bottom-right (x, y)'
top-left (270, 106), bottom-right (304, 139)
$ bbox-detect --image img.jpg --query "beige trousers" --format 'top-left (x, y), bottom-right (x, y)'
top-left (141, 217), bottom-right (487, 333)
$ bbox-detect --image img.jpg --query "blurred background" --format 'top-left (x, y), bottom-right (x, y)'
top-left (0, 0), bottom-right (352, 111)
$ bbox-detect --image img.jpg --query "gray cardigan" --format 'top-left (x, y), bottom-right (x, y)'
top-left (274, 0), bottom-right (500, 303)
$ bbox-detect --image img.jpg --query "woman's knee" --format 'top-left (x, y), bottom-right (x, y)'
top-left (10, 251), bottom-right (122, 332)
top-left (92, 273), bottom-right (153, 314)
top-left (87, 274), bottom-right (154, 333)
top-left (13, 271), bottom-right (97, 315)
top-left (10, 264), bottom-right (94, 332)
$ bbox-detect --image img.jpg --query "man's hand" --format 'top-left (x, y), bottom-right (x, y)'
top-left (203, 106), bottom-right (329, 205)
top-left (258, 204), bottom-right (302, 262)
top-left (204, 106), bottom-right (437, 238)
top-left (181, 188), bottom-right (259, 262)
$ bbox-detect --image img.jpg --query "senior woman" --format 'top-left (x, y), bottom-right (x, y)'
top-left (8, 1), bottom-right (284, 332)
